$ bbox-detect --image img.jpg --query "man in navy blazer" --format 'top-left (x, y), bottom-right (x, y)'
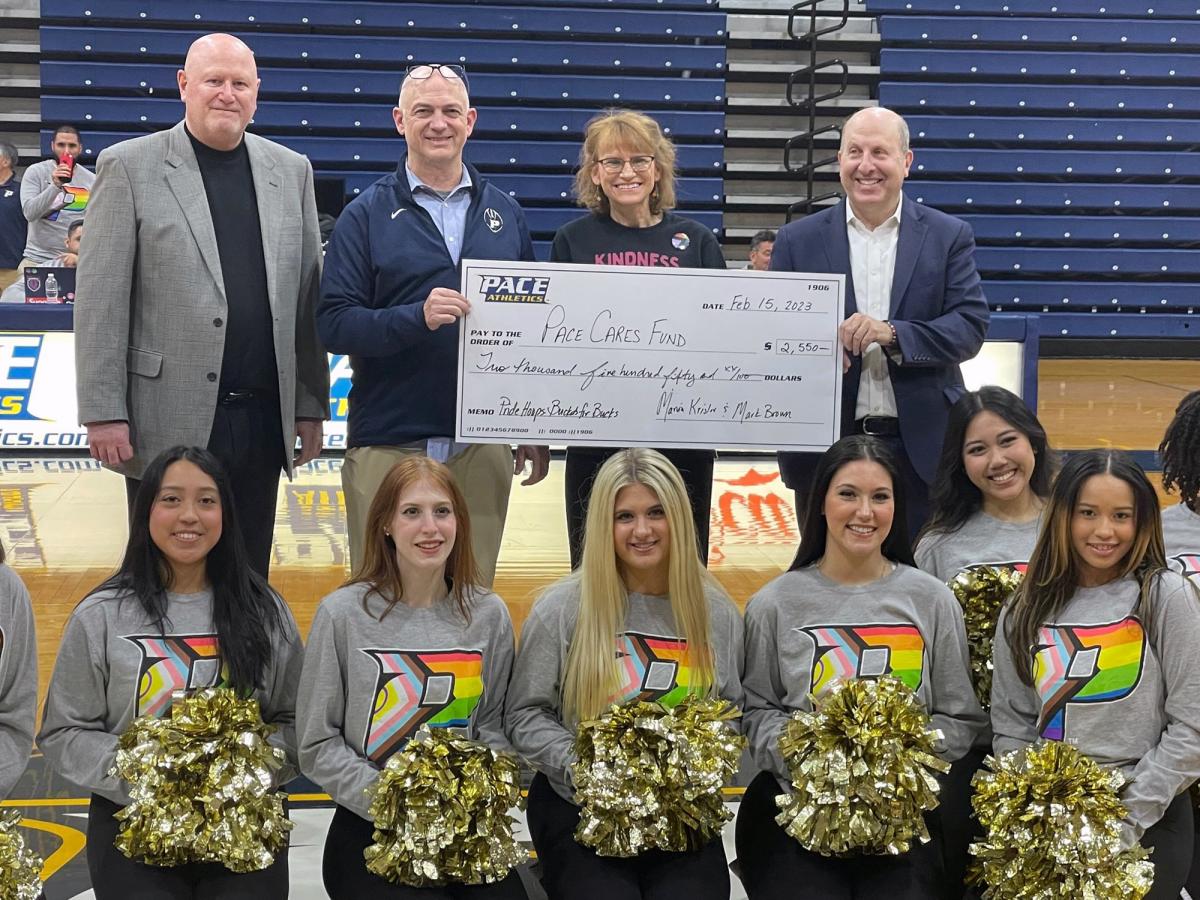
top-left (771, 107), bottom-right (989, 537)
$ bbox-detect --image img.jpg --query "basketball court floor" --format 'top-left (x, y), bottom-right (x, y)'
top-left (0, 358), bottom-right (1194, 898)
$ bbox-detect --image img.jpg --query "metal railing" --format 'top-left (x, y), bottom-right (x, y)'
top-left (783, 0), bottom-right (850, 221)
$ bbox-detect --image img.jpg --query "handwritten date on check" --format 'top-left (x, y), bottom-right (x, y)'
top-left (455, 261), bottom-right (845, 452)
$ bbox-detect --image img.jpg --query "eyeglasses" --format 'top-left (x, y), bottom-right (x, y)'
top-left (403, 63), bottom-right (470, 91)
top-left (597, 155), bottom-right (655, 174)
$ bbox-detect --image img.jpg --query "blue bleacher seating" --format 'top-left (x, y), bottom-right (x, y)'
top-left (882, 49), bottom-right (1200, 82)
top-left (907, 183), bottom-right (1200, 213)
top-left (960, 215), bottom-right (1200, 245)
top-left (881, 82), bottom-right (1200, 115)
top-left (868, 0), bottom-right (1200, 17)
top-left (41, 27), bottom-right (725, 73)
top-left (905, 115), bottom-right (1200, 148)
top-left (910, 149), bottom-right (1200, 180)
top-left (880, 16), bottom-right (1200, 51)
top-left (41, 0), bottom-right (725, 38)
top-left (976, 247), bottom-right (1200, 276)
top-left (40, 62), bottom-right (726, 107)
top-left (40, 96), bottom-right (725, 142)
top-left (982, 281), bottom-right (1198, 310)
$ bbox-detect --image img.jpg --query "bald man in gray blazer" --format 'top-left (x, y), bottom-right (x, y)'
top-left (75, 33), bottom-right (328, 575)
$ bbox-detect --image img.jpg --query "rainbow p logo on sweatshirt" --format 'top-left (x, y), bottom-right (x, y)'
top-left (361, 648), bottom-right (484, 763)
top-left (1033, 617), bottom-right (1145, 741)
top-left (802, 623), bottom-right (926, 696)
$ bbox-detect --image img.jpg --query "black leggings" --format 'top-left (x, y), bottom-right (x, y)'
top-left (1141, 792), bottom-right (1193, 900)
top-left (322, 805), bottom-right (528, 900)
top-left (86, 794), bottom-right (289, 899)
top-left (938, 744), bottom-right (988, 899)
top-left (525, 772), bottom-right (730, 900)
top-left (733, 771), bottom-right (944, 900)
top-left (565, 446), bottom-right (714, 568)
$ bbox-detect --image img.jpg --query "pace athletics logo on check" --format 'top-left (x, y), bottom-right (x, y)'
top-left (478, 274), bottom-right (550, 304)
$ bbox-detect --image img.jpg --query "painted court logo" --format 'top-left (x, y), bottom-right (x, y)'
top-left (613, 631), bottom-right (695, 708)
top-left (477, 274), bottom-right (550, 304)
top-left (362, 648), bottom-right (484, 763)
top-left (125, 632), bottom-right (223, 718)
top-left (1033, 616), bottom-right (1145, 741)
top-left (802, 624), bottom-right (926, 695)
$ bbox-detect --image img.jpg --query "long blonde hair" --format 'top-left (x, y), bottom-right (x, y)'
top-left (559, 448), bottom-right (717, 721)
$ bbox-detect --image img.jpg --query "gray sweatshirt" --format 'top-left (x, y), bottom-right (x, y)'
top-left (0, 565), bottom-right (36, 799)
top-left (1163, 503), bottom-right (1200, 582)
top-left (37, 587), bottom-right (303, 806)
top-left (296, 583), bottom-right (515, 821)
top-left (915, 510), bottom-right (1041, 583)
top-left (742, 564), bottom-right (986, 783)
top-left (990, 571), bottom-right (1200, 837)
top-left (505, 577), bottom-right (745, 802)
top-left (19, 158), bottom-right (94, 264)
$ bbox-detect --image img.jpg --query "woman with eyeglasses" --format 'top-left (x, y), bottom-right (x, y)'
top-left (551, 108), bottom-right (726, 570)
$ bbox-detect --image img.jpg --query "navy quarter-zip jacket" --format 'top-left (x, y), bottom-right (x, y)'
top-left (317, 158), bottom-right (535, 447)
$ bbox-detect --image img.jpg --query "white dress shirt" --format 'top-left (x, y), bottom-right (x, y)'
top-left (846, 195), bottom-right (901, 419)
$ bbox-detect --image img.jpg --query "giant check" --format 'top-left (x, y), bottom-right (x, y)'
top-left (455, 260), bottom-right (845, 452)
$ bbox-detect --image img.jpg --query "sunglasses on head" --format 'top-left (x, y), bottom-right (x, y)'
top-left (403, 63), bottom-right (470, 91)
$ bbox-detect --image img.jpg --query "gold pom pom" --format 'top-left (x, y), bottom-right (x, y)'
top-left (949, 565), bottom-right (1024, 710)
top-left (364, 727), bottom-right (525, 886)
top-left (775, 676), bottom-right (949, 856)
top-left (969, 741), bottom-right (1155, 899)
top-left (572, 698), bottom-right (745, 857)
top-left (111, 688), bottom-right (293, 872)
top-left (0, 809), bottom-right (44, 900)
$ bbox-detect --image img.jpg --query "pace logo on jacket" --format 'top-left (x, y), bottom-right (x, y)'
top-left (801, 624), bottom-right (926, 695)
top-left (1033, 617), bottom-right (1145, 740)
top-left (125, 632), bottom-right (223, 718)
top-left (1170, 553), bottom-right (1200, 582)
top-left (361, 648), bottom-right (484, 763)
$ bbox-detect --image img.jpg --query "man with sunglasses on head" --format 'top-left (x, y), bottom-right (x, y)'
top-left (318, 63), bottom-right (549, 586)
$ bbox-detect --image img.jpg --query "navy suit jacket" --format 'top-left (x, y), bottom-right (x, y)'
top-left (771, 196), bottom-right (989, 492)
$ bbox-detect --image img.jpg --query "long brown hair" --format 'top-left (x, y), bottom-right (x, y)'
top-left (347, 456), bottom-right (480, 620)
top-left (1004, 450), bottom-right (1166, 685)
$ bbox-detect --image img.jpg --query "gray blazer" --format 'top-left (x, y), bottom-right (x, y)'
top-left (74, 121), bottom-right (329, 479)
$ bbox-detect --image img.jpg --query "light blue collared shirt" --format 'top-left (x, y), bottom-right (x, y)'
top-left (405, 163), bottom-right (473, 265)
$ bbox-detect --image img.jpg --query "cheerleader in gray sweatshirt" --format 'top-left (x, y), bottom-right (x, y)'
top-left (37, 447), bottom-right (302, 900)
top-left (1159, 389), bottom-right (1200, 584)
top-left (991, 450), bottom-right (1200, 900)
top-left (296, 455), bottom-right (525, 900)
top-left (912, 386), bottom-right (1055, 895)
top-left (737, 436), bottom-right (985, 900)
top-left (506, 449), bottom-right (744, 900)
top-left (0, 541), bottom-right (36, 800)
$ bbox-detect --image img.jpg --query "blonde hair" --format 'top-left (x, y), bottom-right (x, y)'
top-left (347, 456), bottom-right (480, 620)
top-left (572, 109), bottom-right (678, 217)
top-left (558, 448), bottom-right (717, 721)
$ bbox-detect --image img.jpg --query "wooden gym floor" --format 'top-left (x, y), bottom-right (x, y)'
top-left (0, 357), bottom-right (1195, 898)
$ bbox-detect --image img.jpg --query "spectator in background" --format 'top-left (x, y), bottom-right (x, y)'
top-left (747, 228), bottom-right (775, 271)
top-left (53, 219), bottom-right (82, 268)
top-left (318, 63), bottom-right (548, 584)
top-left (0, 142), bottom-right (24, 290)
top-left (20, 124), bottom-right (93, 267)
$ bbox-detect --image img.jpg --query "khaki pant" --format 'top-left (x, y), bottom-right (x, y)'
top-left (341, 443), bottom-right (514, 588)
top-left (0, 269), bottom-right (18, 290)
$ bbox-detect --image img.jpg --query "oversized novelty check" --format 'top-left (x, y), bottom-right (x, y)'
top-left (455, 260), bottom-right (845, 451)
